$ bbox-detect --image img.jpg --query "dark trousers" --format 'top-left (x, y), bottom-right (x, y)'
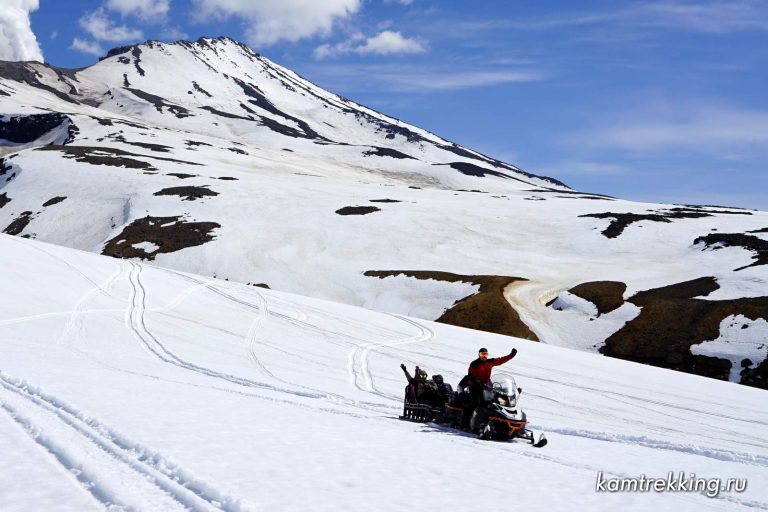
top-left (461, 384), bottom-right (485, 428)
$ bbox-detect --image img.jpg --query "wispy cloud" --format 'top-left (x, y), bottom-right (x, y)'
top-left (310, 63), bottom-right (545, 92)
top-left (576, 101), bottom-right (768, 155)
top-left (421, 1), bottom-right (768, 40)
top-left (315, 30), bottom-right (426, 59)
top-left (535, 160), bottom-right (632, 177)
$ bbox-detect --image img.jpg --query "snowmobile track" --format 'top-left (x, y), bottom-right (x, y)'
top-left (0, 371), bottom-right (249, 512)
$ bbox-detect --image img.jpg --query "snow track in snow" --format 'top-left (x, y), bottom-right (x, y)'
top-left (0, 371), bottom-right (251, 512)
top-left (125, 262), bottom-right (325, 399)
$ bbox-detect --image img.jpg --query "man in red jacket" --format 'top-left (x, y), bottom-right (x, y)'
top-left (468, 347), bottom-right (517, 385)
top-left (459, 347), bottom-right (517, 429)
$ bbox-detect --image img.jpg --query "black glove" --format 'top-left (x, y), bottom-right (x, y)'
top-left (400, 363), bottom-right (406, 370)
top-left (509, 348), bottom-right (518, 358)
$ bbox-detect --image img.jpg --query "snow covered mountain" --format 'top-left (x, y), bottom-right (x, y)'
top-left (0, 37), bottom-right (766, 388)
top-left (1, 233), bottom-right (766, 511)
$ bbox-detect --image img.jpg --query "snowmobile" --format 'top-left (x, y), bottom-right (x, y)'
top-left (400, 374), bottom-right (547, 448)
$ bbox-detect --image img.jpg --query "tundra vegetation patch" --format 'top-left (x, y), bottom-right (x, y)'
top-left (364, 270), bottom-right (537, 340)
top-left (599, 277), bottom-right (768, 388)
top-left (567, 281), bottom-right (627, 316)
top-left (102, 216), bottom-right (221, 260)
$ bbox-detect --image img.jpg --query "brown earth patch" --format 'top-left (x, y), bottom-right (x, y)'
top-left (600, 276), bottom-right (768, 389)
top-left (102, 216), bottom-right (220, 260)
top-left (364, 270), bottom-right (538, 340)
top-left (336, 206), bottom-right (380, 216)
top-left (153, 186), bottom-right (218, 201)
top-left (42, 196), bottom-right (66, 207)
top-left (568, 281), bottom-right (627, 315)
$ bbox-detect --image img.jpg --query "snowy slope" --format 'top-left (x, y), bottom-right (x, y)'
top-left (0, 38), bottom-right (767, 387)
top-left (1, 234), bottom-right (766, 511)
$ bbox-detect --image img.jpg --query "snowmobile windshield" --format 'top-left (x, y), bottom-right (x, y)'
top-left (490, 379), bottom-right (518, 407)
top-left (491, 378), bottom-right (516, 396)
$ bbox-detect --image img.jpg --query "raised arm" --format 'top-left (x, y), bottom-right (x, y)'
top-left (490, 348), bottom-right (518, 367)
top-left (400, 363), bottom-right (414, 383)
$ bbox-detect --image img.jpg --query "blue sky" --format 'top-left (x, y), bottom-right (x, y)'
top-left (17, 1), bottom-right (768, 208)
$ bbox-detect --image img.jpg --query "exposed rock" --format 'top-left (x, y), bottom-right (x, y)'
top-left (0, 113), bottom-right (71, 143)
top-left (336, 206), bottom-right (380, 216)
top-left (362, 147), bottom-right (415, 159)
top-left (36, 145), bottom-right (157, 171)
top-left (3, 211), bottom-right (35, 235)
top-left (42, 196), bottom-right (66, 207)
top-left (580, 210), bottom-right (713, 239)
top-left (0, 193), bottom-right (10, 208)
top-left (154, 186), bottom-right (218, 201)
top-left (440, 162), bottom-right (515, 180)
top-left (369, 199), bottom-right (401, 203)
top-left (693, 233), bottom-right (768, 271)
top-left (102, 216), bottom-right (220, 260)
top-left (126, 88), bottom-right (192, 118)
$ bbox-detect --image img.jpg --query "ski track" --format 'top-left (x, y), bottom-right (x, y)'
top-left (128, 263), bottom-right (397, 415)
top-left (546, 426), bottom-right (768, 467)
top-left (58, 265), bottom-right (128, 347)
top-left (125, 262), bottom-right (326, 400)
top-left (0, 371), bottom-right (252, 512)
top-left (348, 313), bottom-right (435, 400)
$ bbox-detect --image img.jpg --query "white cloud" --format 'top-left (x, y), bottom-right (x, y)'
top-left (0, 0), bottom-right (43, 62)
top-left (315, 30), bottom-right (426, 59)
top-left (70, 38), bottom-right (106, 57)
top-left (79, 9), bottom-right (144, 42)
top-left (357, 30), bottom-right (426, 55)
top-left (190, 0), bottom-right (361, 46)
top-left (105, 0), bottom-right (171, 21)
